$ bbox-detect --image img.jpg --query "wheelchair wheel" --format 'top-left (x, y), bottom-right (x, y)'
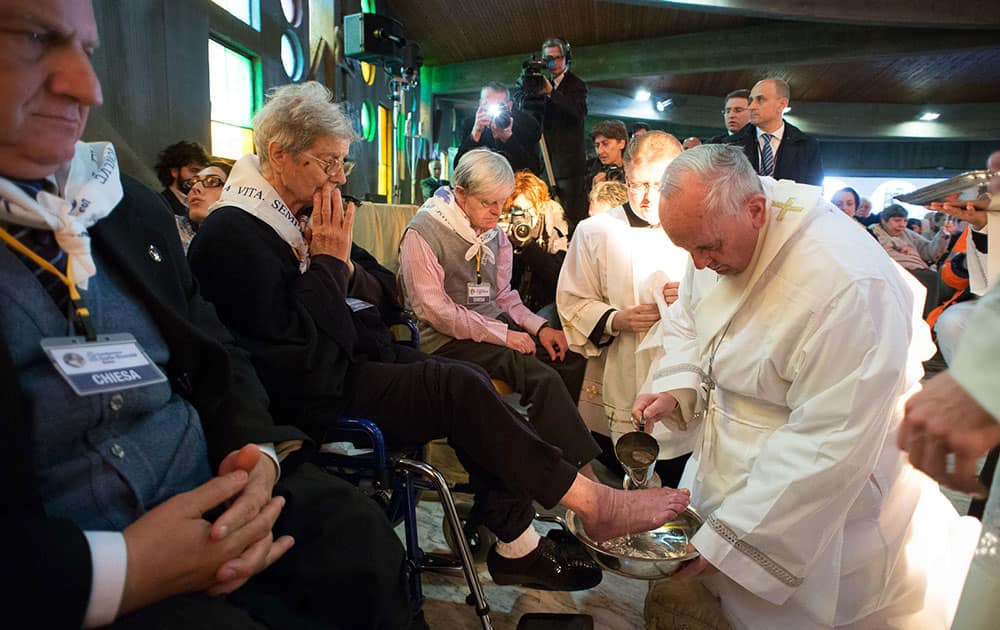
top-left (442, 499), bottom-right (495, 564)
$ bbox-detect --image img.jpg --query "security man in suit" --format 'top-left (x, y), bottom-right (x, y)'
top-left (725, 78), bottom-right (824, 186)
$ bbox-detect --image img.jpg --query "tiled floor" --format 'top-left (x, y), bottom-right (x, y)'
top-left (409, 501), bottom-right (648, 630)
top-left (402, 440), bottom-right (649, 629)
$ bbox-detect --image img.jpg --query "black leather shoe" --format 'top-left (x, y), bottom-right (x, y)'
top-left (487, 532), bottom-right (603, 591)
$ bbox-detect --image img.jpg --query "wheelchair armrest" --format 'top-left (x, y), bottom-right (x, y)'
top-left (388, 310), bottom-right (420, 349)
top-left (320, 416), bottom-right (389, 477)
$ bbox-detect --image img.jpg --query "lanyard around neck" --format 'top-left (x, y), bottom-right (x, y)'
top-left (0, 226), bottom-right (97, 341)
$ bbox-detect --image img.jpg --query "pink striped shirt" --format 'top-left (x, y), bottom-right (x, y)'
top-left (399, 228), bottom-right (546, 346)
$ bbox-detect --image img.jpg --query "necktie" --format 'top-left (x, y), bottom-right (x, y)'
top-left (760, 133), bottom-right (775, 177)
top-left (4, 179), bottom-right (69, 309)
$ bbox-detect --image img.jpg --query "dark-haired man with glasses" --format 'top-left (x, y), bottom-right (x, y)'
top-left (707, 89), bottom-right (751, 144)
top-left (557, 131), bottom-right (694, 488)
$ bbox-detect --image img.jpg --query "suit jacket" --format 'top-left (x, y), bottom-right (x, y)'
top-left (159, 187), bottom-right (187, 216)
top-left (725, 121), bottom-right (824, 186)
top-left (1, 177), bottom-right (309, 628)
top-left (542, 71), bottom-right (588, 179)
top-left (456, 109), bottom-right (542, 175)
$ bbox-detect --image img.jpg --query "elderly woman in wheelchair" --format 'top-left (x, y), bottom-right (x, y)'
top-left (187, 81), bottom-right (691, 595)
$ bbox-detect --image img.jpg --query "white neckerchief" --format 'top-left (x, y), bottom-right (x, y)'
top-left (0, 141), bottom-right (123, 289)
top-left (417, 187), bottom-right (498, 265)
top-left (213, 154), bottom-right (309, 272)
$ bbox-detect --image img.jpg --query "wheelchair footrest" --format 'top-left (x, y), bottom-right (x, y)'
top-left (419, 551), bottom-right (466, 576)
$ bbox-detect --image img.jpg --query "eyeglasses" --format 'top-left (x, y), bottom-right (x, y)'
top-left (626, 181), bottom-right (661, 195)
top-left (723, 107), bottom-right (747, 115)
top-left (304, 153), bottom-right (355, 177)
top-left (180, 174), bottom-right (226, 193)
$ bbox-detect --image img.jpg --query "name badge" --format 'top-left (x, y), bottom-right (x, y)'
top-left (467, 282), bottom-right (492, 305)
top-left (41, 333), bottom-right (168, 396)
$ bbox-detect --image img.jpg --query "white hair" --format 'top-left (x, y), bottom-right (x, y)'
top-left (453, 149), bottom-right (514, 196)
top-left (252, 81), bottom-right (359, 166)
top-left (660, 144), bottom-right (763, 217)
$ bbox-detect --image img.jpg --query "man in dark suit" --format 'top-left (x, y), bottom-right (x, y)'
top-left (456, 81), bottom-right (542, 175)
top-left (725, 78), bottom-right (824, 186)
top-left (539, 38), bottom-right (589, 231)
top-left (706, 89), bottom-right (751, 145)
top-left (0, 1), bottom-right (411, 627)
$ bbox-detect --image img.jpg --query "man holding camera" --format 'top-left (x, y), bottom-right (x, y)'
top-left (456, 82), bottom-right (542, 176)
top-left (585, 119), bottom-right (627, 200)
top-left (539, 37), bottom-right (588, 232)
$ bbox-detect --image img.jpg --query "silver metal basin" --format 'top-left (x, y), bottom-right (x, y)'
top-left (565, 507), bottom-right (703, 580)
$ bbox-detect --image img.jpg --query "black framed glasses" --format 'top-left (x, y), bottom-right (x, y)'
top-left (304, 153), bottom-right (356, 177)
top-left (180, 174), bottom-right (226, 193)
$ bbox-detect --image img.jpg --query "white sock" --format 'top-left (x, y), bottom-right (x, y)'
top-left (495, 525), bottom-right (541, 559)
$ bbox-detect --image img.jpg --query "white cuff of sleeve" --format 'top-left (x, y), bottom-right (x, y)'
top-left (256, 443), bottom-right (281, 481)
top-left (82, 531), bottom-right (127, 628)
top-left (604, 311), bottom-right (617, 336)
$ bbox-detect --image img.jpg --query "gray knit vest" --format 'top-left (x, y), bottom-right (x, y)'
top-left (0, 244), bottom-right (210, 530)
top-left (406, 211), bottom-right (503, 353)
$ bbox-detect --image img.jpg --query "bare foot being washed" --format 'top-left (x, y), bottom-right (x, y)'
top-left (577, 484), bottom-right (691, 542)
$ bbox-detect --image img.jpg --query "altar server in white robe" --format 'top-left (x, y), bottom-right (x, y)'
top-left (634, 144), bottom-right (974, 629)
top-left (557, 131), bottom-right (696, 481)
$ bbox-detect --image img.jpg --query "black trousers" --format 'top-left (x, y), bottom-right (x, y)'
top-left (341, 346), bottom-right (585, 541)
top-left (908, 267), bottom-right (944, 319)
top-left (555, 174), bottom-right (588, 235)
top-left (107, 464), bottom-right (411, 630)
top-left (431, 338), bottom-right (597, 467)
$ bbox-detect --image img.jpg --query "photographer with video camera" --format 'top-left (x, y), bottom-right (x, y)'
top-left (536, 37), bottom-right (588, 233)
top-left (585, 119), bottom-right (627, 199)
top-left (456, 82), bottom-right (542, 176)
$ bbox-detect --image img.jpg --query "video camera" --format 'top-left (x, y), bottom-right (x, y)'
top-left (516, 57), bottom-right (554, 98)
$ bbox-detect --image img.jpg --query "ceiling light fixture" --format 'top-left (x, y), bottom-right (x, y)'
top-left (635, 88), bottom-right (651, 102)
top-left (919, 112), bottom-right (940, 122)
top-left (655, 98), bottom-right (673, 112)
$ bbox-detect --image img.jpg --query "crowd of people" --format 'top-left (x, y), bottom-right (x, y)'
top-left (3, 1), bottom-right (999, 628)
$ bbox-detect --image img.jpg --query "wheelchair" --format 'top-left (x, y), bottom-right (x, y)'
top-left (320, 416), bottom-right (493, 629)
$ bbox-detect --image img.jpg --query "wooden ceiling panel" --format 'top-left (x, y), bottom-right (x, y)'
top-left (384, 0), bottom-right (767, 65)
top-left (591, 48), bottom-right (1000, 104)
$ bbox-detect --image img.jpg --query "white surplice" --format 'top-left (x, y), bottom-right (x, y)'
top-left (557, 206), bottom-right (695, 457)
top-left (651, 178), bottom-right (976, 629)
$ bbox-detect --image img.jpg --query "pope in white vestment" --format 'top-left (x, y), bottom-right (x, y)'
top-left (638, 145), bottom-right (975, 629)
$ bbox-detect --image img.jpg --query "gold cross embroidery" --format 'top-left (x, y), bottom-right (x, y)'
top-left (772, 197), bottom-right (804, 221)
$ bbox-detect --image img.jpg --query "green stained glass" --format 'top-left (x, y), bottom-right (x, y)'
top-left (397, 112), bottom-right (406, 151)
top-left (209, 39), bottom-right (254, 128)
top-left (361, 100), bottom-right (376, 143)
